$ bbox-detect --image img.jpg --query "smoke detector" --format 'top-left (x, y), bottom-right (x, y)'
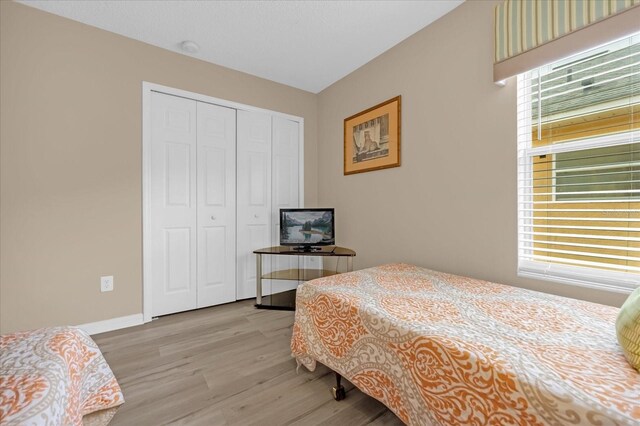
top-left (180, 40), bottom-right (200, 54)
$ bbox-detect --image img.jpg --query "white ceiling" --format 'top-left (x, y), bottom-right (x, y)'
top-left (17, 0), bottom-right (463, 93)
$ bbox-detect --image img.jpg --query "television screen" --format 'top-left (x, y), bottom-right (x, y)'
top-left (280, 208), bottom-right (335, 247)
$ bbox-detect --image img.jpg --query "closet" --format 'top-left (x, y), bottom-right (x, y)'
top-left (146, 88), bottom-right (302, 317)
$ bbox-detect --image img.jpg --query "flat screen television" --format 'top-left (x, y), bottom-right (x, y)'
top-left (280, 208), bottom-right (335, 250)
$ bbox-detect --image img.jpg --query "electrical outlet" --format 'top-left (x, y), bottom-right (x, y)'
top-left (100, 276), bottom-right (114, 292)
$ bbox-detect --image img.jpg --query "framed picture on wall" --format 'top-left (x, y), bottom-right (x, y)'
top-left (344, 95), bottom-right (401, 175)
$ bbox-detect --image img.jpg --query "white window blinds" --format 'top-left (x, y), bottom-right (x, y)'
top-left (517, 33), bottom-right (640, 292)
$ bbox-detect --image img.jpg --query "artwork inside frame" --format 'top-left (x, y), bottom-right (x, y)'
top-left (344, 96), bottom-right (401, 175)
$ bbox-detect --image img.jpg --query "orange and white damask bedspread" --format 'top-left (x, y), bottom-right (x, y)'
top-left (291, 263), bottom-right (640, 426)
top-left (0, 327), bottom-right (124, 425)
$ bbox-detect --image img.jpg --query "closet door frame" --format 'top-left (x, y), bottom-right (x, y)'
top-left (142, 82), bottom-right (304, 323)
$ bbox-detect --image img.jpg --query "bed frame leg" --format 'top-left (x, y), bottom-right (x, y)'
top-left (332, 372), bottom-right (346, 401)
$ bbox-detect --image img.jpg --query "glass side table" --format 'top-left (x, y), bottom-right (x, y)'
top-left (253, 246), bottom-right (356, 310)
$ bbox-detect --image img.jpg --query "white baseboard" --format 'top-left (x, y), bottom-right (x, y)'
top-left (77, 313), bottom-right (144, 336)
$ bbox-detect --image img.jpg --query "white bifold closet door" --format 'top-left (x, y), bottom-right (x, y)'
top-left (269, 116), bottom-right (302, 294)
top-left (236, 110), bottom-right (272, 300)
top-left (150, 93), bottom-right (197, 316)
top-left (196, 102), bottom-right (236, 308)
top-left (150, 92), bottom-right (236, 317)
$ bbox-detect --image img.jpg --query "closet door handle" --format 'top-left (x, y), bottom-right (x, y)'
top-left (211, 215), bottom-right (216, 220)
top-left (254, 214), bottom-right (259, 219)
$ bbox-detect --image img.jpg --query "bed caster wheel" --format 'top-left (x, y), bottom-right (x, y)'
top-left (332, 385), bottom-right (346, 401)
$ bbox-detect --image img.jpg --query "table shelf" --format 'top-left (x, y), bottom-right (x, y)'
top-left (261, 268), bottom-right (339, 281)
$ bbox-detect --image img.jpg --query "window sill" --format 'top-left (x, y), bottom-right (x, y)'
top-left (518, 260), bottom-right (638, 295)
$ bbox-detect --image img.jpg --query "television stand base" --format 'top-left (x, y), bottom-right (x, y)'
top-left (253, 246), bottom-right (356, 309)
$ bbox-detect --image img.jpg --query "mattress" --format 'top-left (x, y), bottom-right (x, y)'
top-left (0, 326), bottom-right (124, 426)
top-left (291, 263), bottom-right (640, 425)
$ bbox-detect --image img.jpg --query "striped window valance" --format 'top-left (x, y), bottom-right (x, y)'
top-left (494, 0), bottom-right (640, 81)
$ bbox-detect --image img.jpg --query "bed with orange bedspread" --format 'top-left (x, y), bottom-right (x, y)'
top-left (291, 263), bottom-right (640, 426)
top-left (0, 327), bottom-right (124, 425)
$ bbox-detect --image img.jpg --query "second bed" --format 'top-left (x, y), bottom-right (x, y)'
top-left (291, 263), bottom-right (639, 425)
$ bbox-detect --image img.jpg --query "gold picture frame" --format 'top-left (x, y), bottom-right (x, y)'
top-left (344, 96), bottom-right (401, 175)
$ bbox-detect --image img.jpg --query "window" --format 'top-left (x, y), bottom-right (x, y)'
top-left (517, 33), bottom-right (639, 292)
top-left (555, 144), bottom-right (640, 201)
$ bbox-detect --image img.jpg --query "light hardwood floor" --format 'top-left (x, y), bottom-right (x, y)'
top-left (93, 300), bottom-right (404, 426)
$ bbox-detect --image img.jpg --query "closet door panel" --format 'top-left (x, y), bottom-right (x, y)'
top-left (197, 102), bottom-right (236, 308)
top-left (237, 110), bottom-right (272, 299)
top-left (270, 117), bottom-right (302, 293)
top-left (150, 92), bottom-right (198, 316)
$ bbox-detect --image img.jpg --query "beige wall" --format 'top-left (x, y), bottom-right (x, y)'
top-left (0, 2), bottom-right (318, 333)
top-left (316, 0), bottom-right (628, 307)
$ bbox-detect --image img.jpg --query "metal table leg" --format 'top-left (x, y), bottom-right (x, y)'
top-left (256, 253), bottom-right (262, 305)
